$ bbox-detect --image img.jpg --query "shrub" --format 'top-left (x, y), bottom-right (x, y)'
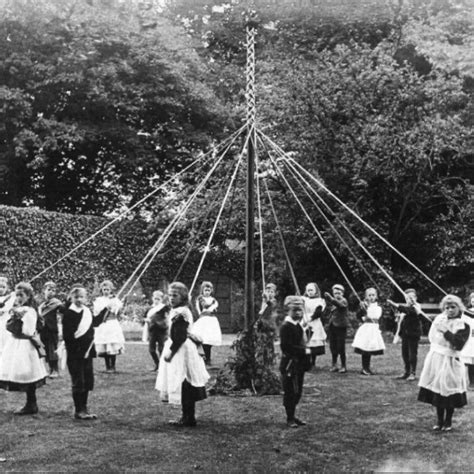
top-left (0, 204), bottom-right (169, 295)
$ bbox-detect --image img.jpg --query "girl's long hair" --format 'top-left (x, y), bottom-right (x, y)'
top-left (304, 282), bottom-right (320, 297)
top-left (169, 282), bottom-right (190, 307)
top-left (15, 282), bottom-right (37, 310)
top-left (200, 281), bottom-right (214, 295)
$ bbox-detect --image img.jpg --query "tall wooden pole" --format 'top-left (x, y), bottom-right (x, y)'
top-left (244, 15), bottom-right (258, 330)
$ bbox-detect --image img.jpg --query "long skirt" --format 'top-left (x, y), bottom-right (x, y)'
top-left (307, 318), bottom-right (327, 350)
top-left (192, 315), bottom-right (222, 346)
top-left (95, 320), bottom-right (125, 356)
top-left (352, 323), bottom-right (385, 355)
top-left (418, 350), bottom-right (467, 408)
top-left (156, 338), bottom-right (209, 405)
top-left (0, 337), bottom-right (47, 391)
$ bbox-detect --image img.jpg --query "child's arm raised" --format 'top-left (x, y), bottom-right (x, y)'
top-left (207, 298), bottom-right (219, 313)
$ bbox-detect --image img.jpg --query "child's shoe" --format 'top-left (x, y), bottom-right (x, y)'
top-left (14, 404), bottom-right (38, 415)
top-left (169, 417), bottom-right (195, 427)
top-left (395, 373), bottom-right (409, 380)
top-left (75, 411), bottom-right (97, 420)
top-left (329, 365), bottom-right (339, 373)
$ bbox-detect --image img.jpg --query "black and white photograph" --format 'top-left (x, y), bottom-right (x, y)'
top-left (0, 0), bottom-right (473, 471)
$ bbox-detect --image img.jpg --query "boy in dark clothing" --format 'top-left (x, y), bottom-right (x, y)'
top-left (324, 284), bottom-right (349, 373)
top-left (280, 295), bottom-right (311, 428)
top-left (388, 289), bottom-right (423, 381)
top-left (38, 282), bottom-right (63, 378)
top-left (63, 285), bottom-right (108, 420)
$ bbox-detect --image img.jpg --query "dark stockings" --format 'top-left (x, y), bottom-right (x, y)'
top-left (182, 400), bottom-right (196, 424)
top-left (203, 345), bottom-right (212, 364)
top-left (105, 355), bottom-right (116, 371)
top-left (332, 353), bottom-right (347, 366)
top-left (150, 351), bottom-right (159, 368)
top-left (361, 354), bottom-right (371, 371)
top-left (285, 405), bottom-right (295, 422)
top-left (445, 408), bottom-right (454, 426)
top-left (436, 407), bottom-right (455, 427)
top-left (26, 384), bottom-right (37, 407)
top-left (73, 391), bottom-right (90, 414)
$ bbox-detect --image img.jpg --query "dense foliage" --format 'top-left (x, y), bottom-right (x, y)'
top-left (168, 0), bottom-right (473, 297)
top-left (0, 204), bottom-right (164, 293)
top-left (0, 0), bottom-right (472, 301)
top-left (0, 0), bottom-right (232, 213)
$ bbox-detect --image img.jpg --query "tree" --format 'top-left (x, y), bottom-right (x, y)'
top-left (163, 0), bottom-right (473, 295)
top-left (0, 0), bottom-right (233, 213)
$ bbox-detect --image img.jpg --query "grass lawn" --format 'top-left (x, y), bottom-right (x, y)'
top-left (1, 340), bottom-right (473, 472)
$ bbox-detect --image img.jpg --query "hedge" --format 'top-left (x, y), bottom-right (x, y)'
top-left (0, 205), bottom-right (168, 296)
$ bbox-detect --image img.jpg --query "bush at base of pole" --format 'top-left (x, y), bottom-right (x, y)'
top-left (213, 327), bottom-right (280, 396)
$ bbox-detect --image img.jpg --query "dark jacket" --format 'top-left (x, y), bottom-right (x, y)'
top-left (63, 306), bottom-right (104, 360)
top-left (325, 297), bottom-right (349, 328)
top-left (398, 304), bottom-right (422, 339)
top-left (147, 305), bottom-right (170, 332)
top-left (279, 320), bottom-right (307, 375)
top-left (39, 298), bottom-right (64, 333)
top-left (255, 301), bottom-right (278, 334)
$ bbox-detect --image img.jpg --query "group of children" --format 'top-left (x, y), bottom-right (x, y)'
top-left (0, 272), bottom-right (473, 432)
top-left (300, 282), bottom-right (385, 375)
top-left (0, 278), bottom-right (126, 417)
top-left (280, 284), bottom-right (474, 430)
top-left (0, 276), bottom-right (222, 425)
top-left (142, 281), bottom-right (222, 369)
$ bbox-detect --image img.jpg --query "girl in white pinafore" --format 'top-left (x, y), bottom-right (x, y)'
top-left (156, 282), bottom-right (209, 427)
top-left (352, 287), bottom-right (385, 375)
top-left (302, 282), bottom-right (326, 368)
top-left (93, 280), bottom-right (125, 373)
top-left (418, 295), bottom-right (470, 431)
top-left (193, 281), bottom-right (222, 365)
top-left (0, 276), bottom-right (16, 357)
top-left (461, 291), bottom-right (474, 387)
top-left (0, 282), bottom-right (48, 415)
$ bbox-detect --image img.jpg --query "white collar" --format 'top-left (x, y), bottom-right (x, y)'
top-left (69, 303), bottom-right (84, 313)
top-left (284, 315), bottom-right (301, 325)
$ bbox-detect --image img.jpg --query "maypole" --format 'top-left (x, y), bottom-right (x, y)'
top-left (244, 10), bottom-right (258, 330)
top-left (217, 6), bottom-right (279, 395)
